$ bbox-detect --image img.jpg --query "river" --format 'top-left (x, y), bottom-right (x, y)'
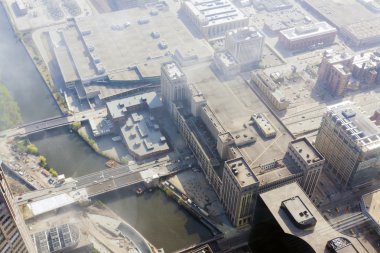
top-left (0, 4), bottom-right (212, 252)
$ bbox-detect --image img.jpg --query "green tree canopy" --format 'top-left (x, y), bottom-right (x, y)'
top-left (0, 84), bottom-right (22, 131)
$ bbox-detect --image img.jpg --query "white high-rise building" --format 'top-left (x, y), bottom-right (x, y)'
top-left (160, 62), bottom-right (187, 115)
top-left (225, 27), bottom-right (265, 65)
top-left (315, 101), bottom-right (380, 188)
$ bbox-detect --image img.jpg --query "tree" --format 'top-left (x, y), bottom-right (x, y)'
top-left (0, 84), bottom-right (22, 131)
top-left (39, 156), bottom-right (47, 168)
top-left (49, 168), bottom-right (58, 177)
top-left (71, 122), bottom-right (81, 131)
top-left (26, 144), bottom-right (39, 155)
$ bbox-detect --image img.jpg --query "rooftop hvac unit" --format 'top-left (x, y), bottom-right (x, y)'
top-left (81, 30), bottom-right (91, 36)
top-left (96, 65), bottom-right (105, 74)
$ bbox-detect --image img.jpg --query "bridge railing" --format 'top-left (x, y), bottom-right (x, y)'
top-left (18, 115), bottom-right (66, 128)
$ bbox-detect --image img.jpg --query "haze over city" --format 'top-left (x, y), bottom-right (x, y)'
top-left (0, 0), bottom-right (379, 253)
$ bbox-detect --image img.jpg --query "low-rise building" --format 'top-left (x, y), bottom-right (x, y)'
top-left (106, 92), bottom-right (162, 126)
top-left (318, 50), bottom-right (380, 96)
top-left (278, 22), bottom-right (336, 51)
top-left (31, 224), bottom-right (80, 253)
top-left (317, 51), bottom-right (353, 97)
top-left (106, 92), bottom-right (169, 160)
top-left (120, 112), bottom-right (170, 160)
top-left (251, 71), bottom-right (290, 111)
top-left (252, 0), bottom-right (292, 12)
top-left (251, 113), bottom-right (277, 138)
top-left (213, 51), bottom-right (240, 77)
top-left (341, 18), bottom-right (380, 48)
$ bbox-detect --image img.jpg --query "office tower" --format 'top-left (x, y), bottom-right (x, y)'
top-left (160, 62), bottom-right (187, 116)
top-left (315, 102), bottom-right (380, 187)
top-left (220, 157), bottom-right (259, 228)
top-left (287, 138), bottom-right (325, 197)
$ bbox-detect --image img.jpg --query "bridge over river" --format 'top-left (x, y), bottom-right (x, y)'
top-left (14, 158), bottom-right (195, 206)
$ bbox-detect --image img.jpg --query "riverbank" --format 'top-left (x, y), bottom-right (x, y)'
top-left (0, 1), bottom-right (68, 115)
top-left (0, 84), bottom-right (22, 131)
top-left (72, 122), bottom-right (126, 164)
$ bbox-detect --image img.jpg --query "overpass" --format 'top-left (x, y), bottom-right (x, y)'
top-left (15, 158), bottom-right (195, 206)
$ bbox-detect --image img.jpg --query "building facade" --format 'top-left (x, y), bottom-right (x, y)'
top-left (251, 71), bottom-right (290, 111)
top-left (317, 51), bottom-right (353, 97)
top-left (287, 138), bottom-right (325, 197)
top-left (225, 27), bottom-right (264, 65)
top-left (315, 102), bottom-right (380, 188)
top-left (161, 62), bottom-right (187, 116)
top-left (0, 161), bottom-right (36, 253)
top-left (220, 157), bottom-right (259, 228)
top-left (278, 22), bottom-right (336, 51)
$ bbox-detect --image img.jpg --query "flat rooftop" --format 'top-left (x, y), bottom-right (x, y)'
top-left (327, 101), bottom-right (380, 151)
top-left (183, 0), bottom-right (247, 27)
top-left (182, 62), bottom-right (293, 167)
top-left (252, 113), bottom-right (277, 137)
top-left (32, 224), bottom-right (79, 253)
top-left (281, 196), bottom-right (316, 228)
top-left (51, 31), bottom-right (79, 83)
top-left (84, 82), bottom-right (145, 101)
top-left (120, 111), bottom-right (170, 158)
top-left (252, 0), bottom-right (292, 12)
top-left (362, 189), bottom-right (380, 227)
top-left (343, 18), bottom-right (380, 41)
top-left (55, 6), bottom-right (212, 83)
top-left (215, 51), bottom-right (239, 67)
top-left (225, 157), bottom-right (258, 187)
top-left (162, 62), bottom-right (185, 81)
top-left (304, 0), bottom-right (377, 28)
top-left (290, 138), bottom-right (324, 165)
top-left (106, 92), bottom-right (162, 119)
top-left (280, 21), bottom-right (336, 41)
top-left (260, 182), bottom-right (367, 253)
top-left (226, 27), bottom-right (263, 42)
top-left (62, 25), bottom-right (101, 82)
top-left (252, 156), bottom-right (302, 189)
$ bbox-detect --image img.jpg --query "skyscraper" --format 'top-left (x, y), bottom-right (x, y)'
top-left (287, 138), bottom-right (325, 197)
top-left (220, 157), bottom-right (259, 228)
top-left (0, 161), bottom-right (36, 253)
top-left (315, 102), bottom-right (380, 187)
top-left (160, 62), bottom-right (187, 116)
